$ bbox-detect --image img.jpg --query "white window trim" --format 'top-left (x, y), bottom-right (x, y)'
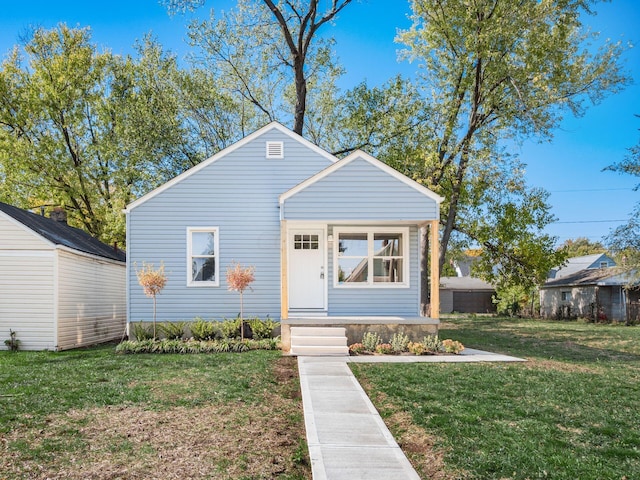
top-left (333, 226), bottom-right (410, 288)
top-left (187, 227), bottom-right (220, 287)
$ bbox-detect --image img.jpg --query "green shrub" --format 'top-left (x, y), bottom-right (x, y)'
top-left (132, 322), bottom-right (154, 340)
top-left (362, 332), bottom-right (382, 352)
top-left (115, 337), bottom-right (281, 354)
top-left (190, 317), bottom-right (219, 340)
top-left (248, 317), bottom-right (278, 339)
top-left (4, 329), bottom-right (20, 352)
top-left (158, 321), bottom-right (186, 340)
top-left (422, 334), bottom-right (444, 354)
top-left (389, 332), bottom-right (410, 353)
top-left (220, 318), bottom-right (241, 339)
top-left (442, 339), bottom-right (465, 354)
top-left (348, 343), bottom-right (366, 354)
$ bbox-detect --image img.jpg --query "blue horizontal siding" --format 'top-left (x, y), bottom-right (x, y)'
top-left (283, 158), bottom-right (439, 221)
top-left (128, 129), bottom-right (333, 322)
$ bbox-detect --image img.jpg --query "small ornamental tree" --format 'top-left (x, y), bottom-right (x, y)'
top-left (226, 262), bottom-right (255, 341)
top-left (135, 262), bottom-right (167, 340)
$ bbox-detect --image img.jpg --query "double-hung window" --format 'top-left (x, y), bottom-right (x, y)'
top-left (187, 227), bottom-right (219, 286)
top-left (335, 227), bottom-right (408, 287)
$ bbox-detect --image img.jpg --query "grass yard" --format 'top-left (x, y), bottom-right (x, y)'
top-left (0, 345), bottom-right (310, 480)
top-left (351, 316), bottom-right (640, 480)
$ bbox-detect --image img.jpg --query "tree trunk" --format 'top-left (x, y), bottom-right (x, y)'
top-left (293, 58), bottom-right (307, 135)
top-left (152, 296), bottom-right (157, 340)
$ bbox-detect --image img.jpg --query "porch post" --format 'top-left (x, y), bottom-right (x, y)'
top-left (280, 220), bottom-right (288, 320)
top-left (429, 219), bottom-right (440, 319)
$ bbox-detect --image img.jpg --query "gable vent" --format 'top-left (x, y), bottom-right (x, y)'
top-left (266, 141), bottom-right (284, 159)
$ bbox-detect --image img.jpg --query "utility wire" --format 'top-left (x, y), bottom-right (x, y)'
top-left (549, 187), bottom-right (634, 193)
top-left (553, 219), bottom-right (628, 224)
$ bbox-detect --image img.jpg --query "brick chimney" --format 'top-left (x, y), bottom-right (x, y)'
top-left (49, 207), bottom-right (67, 224)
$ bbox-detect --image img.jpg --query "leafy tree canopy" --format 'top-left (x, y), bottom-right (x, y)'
top-left (559, 237), bottom-right (607, 258)
top-left (605, 117), bottom-right (640, 274)
top-left (0, 25), bottom-right (237, 245)
top-left (393, 0), bottom-right (628, 291)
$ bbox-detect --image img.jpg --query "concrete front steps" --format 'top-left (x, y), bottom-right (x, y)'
top-left (290, 327), bottom-right (349, 356)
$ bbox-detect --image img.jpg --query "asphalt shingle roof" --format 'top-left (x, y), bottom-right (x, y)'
top-left (0, 201), bottom-right (125, 262)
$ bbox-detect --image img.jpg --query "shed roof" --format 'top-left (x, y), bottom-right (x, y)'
top-left (440, 276), bottom-right (495, 291)
top-left (0, 202), bottom-right (125, 262)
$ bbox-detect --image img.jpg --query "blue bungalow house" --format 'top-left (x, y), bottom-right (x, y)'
top-left (125, 123), bottom-right (443, 353)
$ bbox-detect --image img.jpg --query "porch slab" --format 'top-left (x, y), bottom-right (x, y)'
top-left (281, 316), bottom-right (440, 353)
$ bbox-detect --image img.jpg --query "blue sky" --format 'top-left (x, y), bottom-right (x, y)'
top-left (1, 0), bottom-right (638, 248)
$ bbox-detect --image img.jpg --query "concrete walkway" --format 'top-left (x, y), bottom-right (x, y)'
top-left (298, 349), bottom-right (525, 480)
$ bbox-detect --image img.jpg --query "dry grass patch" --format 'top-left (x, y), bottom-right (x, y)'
top-left (4, 399), bottom-right (306, 479)
top-left (1, 353), bottom-right (309, 480)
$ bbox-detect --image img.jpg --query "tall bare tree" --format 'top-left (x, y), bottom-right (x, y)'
top-left (168, 0), bottom-right (352, 135)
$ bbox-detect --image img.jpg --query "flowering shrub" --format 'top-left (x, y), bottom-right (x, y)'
top-left (348, 331), bottom-right (465, 356)
top-left (407, 341), bottom-right (427, 355)
top-left (442, 339), bottom-right (465, 354)
top-left (375, 343), bottom-right (394, 354)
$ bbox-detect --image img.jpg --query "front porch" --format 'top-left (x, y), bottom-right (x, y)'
top-left (281, 316), bottom-right (440, 355)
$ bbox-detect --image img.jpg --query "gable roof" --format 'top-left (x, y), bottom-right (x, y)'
top-left (0, 202), bottom-right (125, 262)
top-left (280, 150), bottom-right (444, 204)
top-left (550, 253), bottom-right (616, 279)
top-left (542, 267), bottom-right (636, 288)
top-left (125, 122), bottom-right (338, 213)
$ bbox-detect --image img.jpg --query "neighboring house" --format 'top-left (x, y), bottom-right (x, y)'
top-left (440, 276), bottom-right (497, 314)
top-left (125, 122), bottom-right (443, 352)
top-left (547, 253), bottom-right (616, 280)
top-left (0, 202), bottom-right (126, 351)
top-left (540, 253), bottom-right (639, 323)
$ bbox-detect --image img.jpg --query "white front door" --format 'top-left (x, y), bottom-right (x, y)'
top-left (288, 229), bottom-right (326, 310)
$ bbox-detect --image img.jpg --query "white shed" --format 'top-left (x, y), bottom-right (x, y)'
top-left (0, 202), bottom-right (126, 351)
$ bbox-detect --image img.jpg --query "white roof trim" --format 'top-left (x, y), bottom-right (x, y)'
top-left (125, 122), bottom-right (337, 213)
top-left (280, 149), bottom-right (444, 204)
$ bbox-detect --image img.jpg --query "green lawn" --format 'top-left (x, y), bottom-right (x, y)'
top-left (351, 317), bottom-right (640, 480)
top-left (0, 345), bottom-right (309, 479)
